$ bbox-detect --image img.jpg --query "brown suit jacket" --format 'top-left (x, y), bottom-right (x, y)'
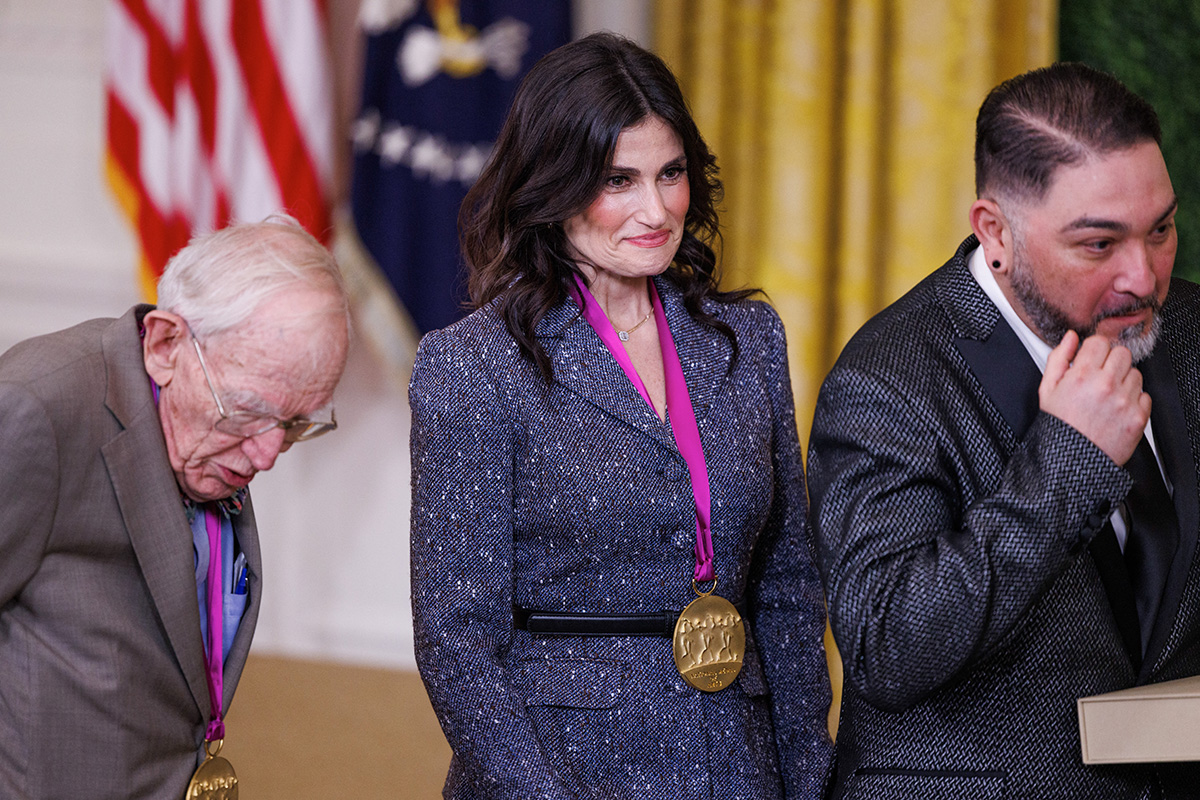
top-left (0, 306), bottom-right (262, 799)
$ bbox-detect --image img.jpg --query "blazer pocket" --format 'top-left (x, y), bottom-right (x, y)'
top-left (515, 659), bottom-right (632, 794)
top-left (515, 658), bottom-right (628, 709)
top-left (847, 768), bottom-right (1006, 800)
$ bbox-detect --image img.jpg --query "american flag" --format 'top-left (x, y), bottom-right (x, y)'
top-left (104, 0), bottom-right (334, 299)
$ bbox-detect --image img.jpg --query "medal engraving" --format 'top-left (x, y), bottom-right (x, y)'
top-left (673, 593), bottom-right (744, 692)
top-left (186, 740), bottom-right (238, 799)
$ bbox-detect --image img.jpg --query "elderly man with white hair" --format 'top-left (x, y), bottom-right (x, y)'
top-left (0, 216), bottom-right (350, 799)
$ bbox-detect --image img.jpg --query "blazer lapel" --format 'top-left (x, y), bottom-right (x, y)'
top-left (656, 277), bottom-right (733, 430)
top-left (222, 500), bottom-right (262, 707)
top-left (1140, 336), bottom-right (1200, 677)
top-left (941, 240), bottom-right (1141, 666)
top-left (98, 307), bottom-right (211, 720)
top-left (538, 285), bottom-right (674, 454)
top-left (942, 238), bottom-right (1043, 443)
top-left (953, 321), bottom-right (1043, 442)
top-left (537, 277), bottom-right (734, 452)
top-left (542, 299), bottom-right (681, 450)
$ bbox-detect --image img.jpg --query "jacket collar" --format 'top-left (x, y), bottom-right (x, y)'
top-left (1140, 301), bottom-right (1200, 677)
top-left (535, 275), bottom-right (732, 453)
top-left (937, 235), bottom-right (1005, 343)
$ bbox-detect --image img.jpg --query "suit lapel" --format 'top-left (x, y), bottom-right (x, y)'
top-left (953, 321), bottom-right (1043, 441)
top-left (98, 307), bottom-right (211, 720)
top-left (538, 277), bottom-right (730, 454)
top-left (942, 240), bottom-right (1142, 666)
top-left (658, 278), bottom-right (733, 430)
top-left (943, 238), bottom-right (1043, 444)
top-left (1140, 336), bottom-right (1200, 676)
top-left (540, 299), bottom-right (676, 453)
top-left (223, 500), bottom-right (262, 707)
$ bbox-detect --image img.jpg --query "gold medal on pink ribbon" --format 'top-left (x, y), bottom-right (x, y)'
top-left (673, 578), bottom-right (745, 692)
top-left (574, 277), bottom-right (743, 692)
top-left (186, 738), bottom-right (238, 799)
top-left (189, 509), bottom-right (238, 797)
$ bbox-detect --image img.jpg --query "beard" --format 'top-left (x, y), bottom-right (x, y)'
top-left (1008, 243), bottom-right (1163, 363)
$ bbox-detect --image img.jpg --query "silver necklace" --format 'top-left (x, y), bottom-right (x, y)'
top-left (614, 309), bottom-right (653, 341)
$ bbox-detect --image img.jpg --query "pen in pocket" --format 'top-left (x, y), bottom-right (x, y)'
top-left (232, 552), bottom-right (248, 595)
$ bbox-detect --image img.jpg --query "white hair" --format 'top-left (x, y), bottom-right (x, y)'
top-left (155, 214), bottom-right (350, 342)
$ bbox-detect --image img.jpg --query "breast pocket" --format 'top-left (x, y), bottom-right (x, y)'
top-left (846, 769), bottom-right (1007, 800)
top-left (222, 585), bottom-right (248, 655)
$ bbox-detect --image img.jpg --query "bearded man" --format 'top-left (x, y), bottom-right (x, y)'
top-left (809, 63), bottom-right (1200, 799)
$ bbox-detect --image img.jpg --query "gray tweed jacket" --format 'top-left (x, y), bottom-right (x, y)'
top-left (409, 275), bottom-right (833, 799)
top-left (808, 236), bottom-right (1200, 799)
top-left (0, 306), bottom-right (261, 798)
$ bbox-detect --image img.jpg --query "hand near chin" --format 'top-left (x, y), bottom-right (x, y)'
top-left (1039, 330), bottom-right (1150, 466)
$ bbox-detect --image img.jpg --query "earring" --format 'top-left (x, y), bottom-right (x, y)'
top-left (991, 260), bottom-right (1001, 270)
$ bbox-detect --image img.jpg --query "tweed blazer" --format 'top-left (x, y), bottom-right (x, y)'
top-left (409, 275), bottom-right (833, 800)
top-left (0, 306), bottom-right (262, 799)
top-left (808, 236), bottom-right (1200, 800)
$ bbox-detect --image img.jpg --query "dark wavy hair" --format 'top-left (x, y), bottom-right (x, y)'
top-left (975, 62), bottom-right (1161, 203)
top-left (459, 32), bottom-right (756, 382)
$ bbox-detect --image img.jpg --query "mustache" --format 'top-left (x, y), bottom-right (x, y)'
top-left (1096, 295), bottom-right (1162, 321)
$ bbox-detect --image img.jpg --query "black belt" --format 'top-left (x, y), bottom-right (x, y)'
top-left (513, 607), bottom-right (676, 637)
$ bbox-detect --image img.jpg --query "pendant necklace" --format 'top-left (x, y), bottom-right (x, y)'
top-left (614, 309), bottom-right (653, 342)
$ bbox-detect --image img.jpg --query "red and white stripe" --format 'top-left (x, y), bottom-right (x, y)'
top-left (104, 0), bottom-right (333, 298)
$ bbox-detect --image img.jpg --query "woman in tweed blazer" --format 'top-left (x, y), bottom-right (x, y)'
top-left (409, 33), bottom-right (832, 800)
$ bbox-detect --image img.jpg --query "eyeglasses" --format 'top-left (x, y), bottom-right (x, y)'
top-left (190, 335), bottom-right (337, 443)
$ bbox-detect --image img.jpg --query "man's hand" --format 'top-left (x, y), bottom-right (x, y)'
top-left (1039, 330), bottom-right (1149, 465)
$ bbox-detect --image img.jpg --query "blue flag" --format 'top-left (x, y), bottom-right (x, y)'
top-left (351, 1), bottom-right (572, 335)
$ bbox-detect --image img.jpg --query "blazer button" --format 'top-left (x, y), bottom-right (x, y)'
top-left (1084, 500), bottom-right (1112, 532)
top-left (661, 461), bottom-right (686, 482)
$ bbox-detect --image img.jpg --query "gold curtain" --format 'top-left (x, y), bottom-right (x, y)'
top-left (655, 0), bottom-right (1055, 735)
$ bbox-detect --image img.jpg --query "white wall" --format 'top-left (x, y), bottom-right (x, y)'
top-left (0, 0), bottom-right (647, 671)
top-left (0, 1), bottom-right (139, 348)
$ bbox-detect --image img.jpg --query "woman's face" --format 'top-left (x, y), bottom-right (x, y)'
top-left (563, 115), bottom-right (690, 284)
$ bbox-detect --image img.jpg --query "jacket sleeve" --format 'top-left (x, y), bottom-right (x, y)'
top-left (0, 381), bottom-right (59, 607)
top-left (408, 328), bottom-right (576, 800)
top-left (807, 362), bottom-right (1132, 712)
top-left (744, 308), bottom-right (835, 798)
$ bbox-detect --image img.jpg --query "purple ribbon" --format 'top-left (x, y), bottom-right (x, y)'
top-left (571, 276), bottom-right (715, 581)
top-left (203, 509), bottom-right (225, 741)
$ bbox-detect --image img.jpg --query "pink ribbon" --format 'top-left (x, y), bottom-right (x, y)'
top-left (203, 509), bottom-right (225, 741)
top-left (571, 276), bottom-right (715, 581)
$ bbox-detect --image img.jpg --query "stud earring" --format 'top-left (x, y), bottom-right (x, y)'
top-left (991, 260), bottom-right (1001, 270)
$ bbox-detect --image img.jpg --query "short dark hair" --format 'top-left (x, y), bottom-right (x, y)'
top-left (975, 62), bottom-right (1162, 202)
top-left (459, 32), bottom-right (751, 382)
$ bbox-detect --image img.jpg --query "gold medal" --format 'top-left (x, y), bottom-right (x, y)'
top-left (185, 739), bottom-right (238, 799)
top-left (673, 579), bottom-right (744, 692)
